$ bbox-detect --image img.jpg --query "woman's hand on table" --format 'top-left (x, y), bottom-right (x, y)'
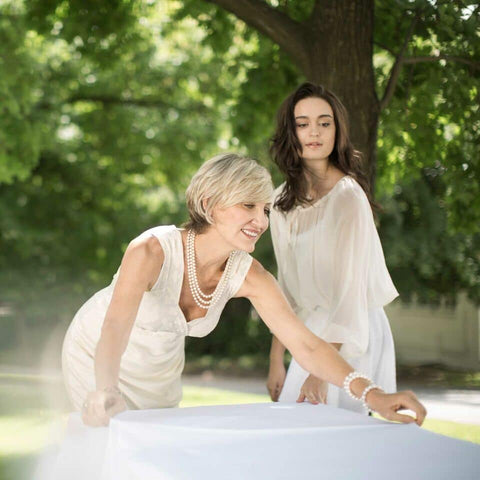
top-left (367, 389), bottom-right (427, 426)
top-left (267, 362), bottom-right (286, 401)
top-left (81, 388), bottom-right (128, 427)
top-left (297, 374), bottom-right (328, 405)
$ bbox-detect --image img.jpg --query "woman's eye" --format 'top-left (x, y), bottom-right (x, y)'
top-left (296, 123), bottom-right (308, 128)
top-left (244, 204), bottom-right (255, 209)
top-left (321, 122), bottom-right (331, 127)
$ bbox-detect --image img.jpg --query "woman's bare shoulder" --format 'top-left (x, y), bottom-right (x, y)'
top-left (235, 258), bottom-right (275, 298)
top-left (120, 236), bottom-right (165, 290)
top-left (127, 234), bottom-right (164, 260)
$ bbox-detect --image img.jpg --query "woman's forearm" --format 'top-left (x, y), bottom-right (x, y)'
top-left (304, 341), bottom-right (372, 397)
top-left (299, 339), bottom-right (353, 389)
top-left (94, 325), bottom-right (130, 391)
top-left (269, 335), bottom-right (286, 364)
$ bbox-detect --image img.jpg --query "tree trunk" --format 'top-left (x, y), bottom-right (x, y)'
top-left (207, 0), bottom-right (380, 189)
top-left (302, 0), bottom-right (379, 189)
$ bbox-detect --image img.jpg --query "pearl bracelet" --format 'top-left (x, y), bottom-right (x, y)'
top-left (343, 371), bottom-right (372, 401)
top-left (360, 384), bottom-right (382, 413)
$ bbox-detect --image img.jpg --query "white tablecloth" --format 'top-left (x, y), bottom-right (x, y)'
top-left (40, 403), bottom-right (479, 479)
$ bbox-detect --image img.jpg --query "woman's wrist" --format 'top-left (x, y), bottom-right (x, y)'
top-left (343, 372), bottom-right (385, 412)
top-left (363, 388), bottom-right (383, 411)
top-left (103, 385), bottom-right (122, 394)
top-left (269, 351), bottom-right (285, 363)
top-left (93, 383), bottom-right (122, 396)
top-left (347, 376), bottom-right (371, 399)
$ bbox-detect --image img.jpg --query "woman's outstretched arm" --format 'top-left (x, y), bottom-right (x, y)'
top-left (237, 259), bottom-right (427, 425)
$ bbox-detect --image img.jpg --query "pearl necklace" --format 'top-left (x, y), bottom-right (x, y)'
top-left (186, 230), bottom-right (236, 309)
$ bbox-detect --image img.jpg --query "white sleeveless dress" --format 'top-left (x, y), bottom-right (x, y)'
top-left (62, 225), bottom-right (253, 411)
top-left (270, 177), bottom-right (398, 413)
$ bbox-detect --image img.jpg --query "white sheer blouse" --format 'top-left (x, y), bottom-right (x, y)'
top-left (270, 176), bottom-right (398, 359)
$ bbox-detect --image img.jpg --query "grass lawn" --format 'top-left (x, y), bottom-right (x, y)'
top-left (422, 418), bottom-right (480, 444)
top-left (0, 376), bottom-right (478, 480)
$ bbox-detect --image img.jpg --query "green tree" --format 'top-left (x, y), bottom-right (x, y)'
top-left (175, 0), bottom-right (480, 302)
top-left (0, 0), bottom-right (479, 365)
top-left (178, 0), bottom-right (480, 187)
top-left (0, 0), bottom-right (254, 359)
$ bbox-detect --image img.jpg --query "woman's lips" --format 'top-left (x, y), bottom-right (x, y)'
top-left (241, 228), bottom-right (259, 239)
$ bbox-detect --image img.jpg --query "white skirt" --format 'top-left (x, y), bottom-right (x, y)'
top-left (279, 307), bottom-right (396, 412)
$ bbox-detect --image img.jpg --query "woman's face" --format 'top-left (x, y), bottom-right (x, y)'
top-left (294, 96), bottom-right (336, 163)
top-left (210, 202), bottom-right (270, 253)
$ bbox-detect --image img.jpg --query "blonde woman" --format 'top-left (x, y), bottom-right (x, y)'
top-left (62, 153), bottom-right (426, 427)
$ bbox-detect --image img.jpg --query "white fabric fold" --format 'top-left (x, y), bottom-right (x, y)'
top-left (36, 403), bottom-right (480, 480)
top-left (271, 177), bottom-right (398, 410)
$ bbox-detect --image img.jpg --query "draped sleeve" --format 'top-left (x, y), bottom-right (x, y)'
top-left (321, 183), bottom-right (398, 358)
top-left (269, 185), bottom-right (298, 312)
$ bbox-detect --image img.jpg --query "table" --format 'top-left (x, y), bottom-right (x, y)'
top-left (40, 402), bottom-right (480, 479)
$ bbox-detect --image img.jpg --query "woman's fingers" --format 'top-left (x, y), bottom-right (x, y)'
top-left (397, 392), bottom-right (428, 426)
top-left (307, 391), bottom-right (320, 404)
top-left (107, 397), bottom-right (128, 418)
top-left (273, 382), bottom-right (282, 401)
top-left (296, 392), bottom-right (306, 403)
top-left (82, 409), bottom-right (105, 427)
top-left (84, 406), bottom-right (106, 427)
top-left (387, 410), bottom-right (417, 424)
top-left (298, 390), bottom-right (320, 404)
top-left (267, 377), bottom-right (284, 402)
top-left (268, 383), bottom-right (279, 401)
top-left (93, 401), bottom-right (108, 424)
top-left (267, 385), bottom-right (273, 400)
top-left (81, 392), bottom-right (121, 427)
top-left (299, 376), bottom-right (328, 405)
top-left (371, 390), bottom-right (428, 426)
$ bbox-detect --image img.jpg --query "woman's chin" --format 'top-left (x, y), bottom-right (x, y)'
top-left (234, 242), bottom-right (255, 253)
top-left (234, 237), bottom-right (257, 253)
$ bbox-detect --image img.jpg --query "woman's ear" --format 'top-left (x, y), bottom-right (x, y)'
top-left (201, 198), bottom-right (209, 212)
top-left (202, 197), bottom-right (215, 223)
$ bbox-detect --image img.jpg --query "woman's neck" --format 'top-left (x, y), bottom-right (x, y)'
top-left (303, 159), bottom-right (344, 200)
top-left (183, 228), bottom-right (231, 276)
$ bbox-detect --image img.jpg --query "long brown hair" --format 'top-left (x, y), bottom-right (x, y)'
top-left (271, 82), bottom-right (374, 212)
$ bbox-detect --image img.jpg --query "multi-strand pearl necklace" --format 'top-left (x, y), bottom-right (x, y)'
top-left (186, 229), bottom-right (236, 309)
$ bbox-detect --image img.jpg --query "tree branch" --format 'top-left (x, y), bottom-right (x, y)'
top-left (374, 41), bottom-right (397, 56)
top-left (311, 0), bottom-right (322, 20)
top-left (379, 13), bottom-right (419, 111)
top-left (35, 94), bottom-right (207, 112)
top-left (402, 54), bottom-right (480, 70)
top-left (66, 94), bottom-right (175, 108)
top-left (203, 0), bottom-right (307, 69)
top-left (375, 42), bottom-right (480, 71)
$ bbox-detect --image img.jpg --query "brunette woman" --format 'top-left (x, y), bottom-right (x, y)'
top-left (267, 83), bottom-right (398, 413)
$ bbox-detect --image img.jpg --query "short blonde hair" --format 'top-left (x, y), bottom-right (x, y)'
top-left (185, 153), bottom-right (273, 232)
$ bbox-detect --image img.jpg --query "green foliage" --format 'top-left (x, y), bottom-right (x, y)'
top-left (0, 0), bottom-right (230, 357)
top-left (0, 7), bottom-right (42, 183)
top-left (374, 1), bottom-right (480, 302)
top-left (378, 173), bottom-right (480, 304)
